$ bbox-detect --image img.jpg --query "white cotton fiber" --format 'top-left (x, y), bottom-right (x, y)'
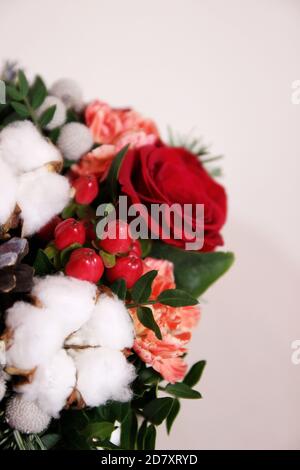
top-left (66, 294), bottom-right (134, 350)
top-left (0, 340), bottom-right (6, 368)
top-left (50, 78), bottom-right (83, 112)
top-left (5, 395), bottom-right (51, 434)
top-left (0, 120), bottom-right (62, 174)
top-left (36, 96), bottom-right (67, 130)
top-left (32, 274), bottom-right (97, 337)
top-left (0, 159), bottom-right (17, 225)
top-left (17, 167), bottom-right (70, 236)
top-left (17, 350), bottom-right (76, 418)
top-left (57, 122), bottom-right (93, 161)
top-left (69, 348), bottom-right (135, 407)
top-left (5, 301), bottom-right (65, 370)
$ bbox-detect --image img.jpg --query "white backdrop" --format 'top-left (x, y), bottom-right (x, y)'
top-left (1, 0), bottom-right (299, 449)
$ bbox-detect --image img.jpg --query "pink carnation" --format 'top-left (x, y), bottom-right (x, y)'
top-left (71, 144), bottom-right (116, 180)
top-left (85, 100), bottom-right (159, 146)
top-left (130, 257), bottom-right (200, 383)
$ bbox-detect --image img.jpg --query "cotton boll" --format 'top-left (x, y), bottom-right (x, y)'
top-left (0, 340), bottom-right (6, 368)
top-left (66, 294), bottom-right (134, 350)
top-left (5, 301), bottom-right (64, 370)
top-left (0, 120), bottom-right (62, 174)
top-left (17, 350), bottom-right (76, 418)
top-left (57, 123), bottom-right (93, 161)
top-left (36, 96), bottom-right (67, 130)
top-left (5, 395), bottom-right (51, 434)
top-left (32, 274), bottom-right (97, 336)
top-left (17, 167), bottom-right (70, 236)
top-left (50, 78), bottom-right (83, 112)
top-left (70, 348), bottom-right (135, 407)
top-left (0, 159), bottom-right (17, 225)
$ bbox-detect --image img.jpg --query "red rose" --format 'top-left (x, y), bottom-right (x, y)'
top-left (119, 144), bottom-right (227, 251)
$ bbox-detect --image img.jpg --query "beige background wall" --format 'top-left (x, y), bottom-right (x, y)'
top-left (1, 0), bottom-right (299, 449)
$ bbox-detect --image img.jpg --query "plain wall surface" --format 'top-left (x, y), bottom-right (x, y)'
top-left (0, 0), bottom-right (299, 449)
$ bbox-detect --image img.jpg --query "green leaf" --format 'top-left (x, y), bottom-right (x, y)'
top-left (110, 401), bottom-right (130, 423)
top-left (137, 306), bottom-right (162, 340)
top-left (40, 433), bottom-right (60, 449)
top-left (139, 367), bottom-right (162, 385)
top-left (144, 397), bottom-right (173, 425)
top-left (17, 70), bottom-right (29, 97)
top-left (81, 421), bottom-right (115, 442)
top-left (6, 85), bottom-right (23, 101)
top-left (165, 382), bottom-right (202, 399)
top-left (140, 238), bottom-right (152, 258)
top-left (137, 419), bottom-right (148, 450)
top-left (61, 202), bottom-right (77, 219)
top-left (183, 360), bottom-right (206, 387)
top-left (30, 75), bottom-right (47, 109)
top-left (60, 243), bottom-right (82, 266)
top-left (39, 105), bottom-right (56, 128)
top-left (144, 424), bottom-right (156, 450)
top-left (111, 278), bottom-right (127, 300)
top-left (150, 241), bottom-right (234, 297)
top-left (100, 250), bottom-right (116, 268)
top-left (10, 101), bottom-right (29, 118)
top-left (106, 144), bottom-right (129, 202)
top-left (33, 249), bottom-right (55, 276)
top-left (157, 288), bottom-right (198, 307)
top-left (131, 270), bottom-right (158, 304)
top-left (166, 398), bottom-right (180, 434)
top-left (120, 409), bottom-right (137, 450)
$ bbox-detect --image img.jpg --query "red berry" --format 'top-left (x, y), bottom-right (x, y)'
top-left (65, 247), bottom-right (104, 283)
top-left (73, 175), bottom-right (99, 205)
top-left (99, 220), bottom-right (132, 255)
top-left (130, 239), bottom-right (142, 257)
top-left (106, 254), bottom-right (143, 288)
top-left (37, 216), bottom-right (62, 242)
top-left (54, 218), bottom-right (86, 250)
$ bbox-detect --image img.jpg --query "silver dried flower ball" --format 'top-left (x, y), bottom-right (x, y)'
top-left (36, 96), bottom-right (67, 130)
top-left (57, 122), bottom-right (93, 161)
top-left (0, 375), bottom-right (6, 402)
top-left (5, 395), bottom-right (51, 434)
top-left (50, 78), bottom-right (83, 112)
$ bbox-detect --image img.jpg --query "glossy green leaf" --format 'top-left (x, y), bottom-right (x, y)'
top-left (11, 101), bottom-right (29, 118)
top-left (18, 70), bottom-right (29, 97)
top-left (143, 397), bottom-right (173, 425)
top-left (131, 270), bottom-right (158, 303)
top-left (120, 409), bottom-right (137, 450)
top-left (6, 85), bottom-right (23, 101)
top-left (30, 75), bottom-right (47, 109)
top-left (144, 424), bottom-right (156, 450)
top-left (81, 421), bottom-right (115, 441)
top-left (157, 288), bottom-right (198, 307)
top-left (137, 419), bottom-right (147, 450)
top-left (33, 249), bottom-right (55, 276)
top-left (39, 105), bottom-right (56, 128)
top-left (100, 250), bottom-right (116, 268)
top-left (165, 382), bottom-right (202, 399)
top-left (106, 144), bottom-right (129, 202)
top-left (60, 243), bottom-right (82, 266)
top-left (111, 278), bottom-right (127, 300)
top-left (137, 306), bottom-right (162, 340)
top-left (166, 398), bottom-right (180, 434)
top-left (150, 241), bottom-right (234, 297)
top-left (183, 360), bottom-right (206, 388)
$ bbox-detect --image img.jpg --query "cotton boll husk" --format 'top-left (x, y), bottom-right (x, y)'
top-left (57, 123), bottom-right (93, 161)
top-left (36, 96), bottom-right (67, 130)
top-left (5, 395), bottom-right (51, 434)
top-left (66, 294), bottom-right (134, 350)
top-left (17, 350), bottom-right (76, 418)
top-left (32, 274), bottom-right (97, 337)
top-left (5, 301), bottom-right (64, 370)
top-left (0, 120), bottom-right (62, 174)
top-left (17, 167), bottom-right (70, 236)
top-left (50, 79), bottom-right (83, 112)
top-left (69, 348), bottom-right (135, 407)
top-left (0, 159), bottom-right (17, 225)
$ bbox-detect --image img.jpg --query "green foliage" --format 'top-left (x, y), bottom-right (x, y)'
top-left (111, 278), bottom-right (127, 300)
top-left (157, 288), bottom-right (198, 307)
top-left (38, 105), bottom-right (56, 128)
top-left (144, 397), bottom-right (174, 425)
top-left (164, 382), bottom-right (202, 399)
top-left (184, 360), bottom-right (206, 387)
top-left (106, 145), bottom-right (129, 202)
top-left (137, 306), bottom-right (162, 340)
top-left (131, 270), bottom-right (158, 304)
top-left (33, 249), bottom-right (55, 275)
top-left (166, 399), bottom-right (180, 434)
top-left (150, 241), bottom-right (234, 297)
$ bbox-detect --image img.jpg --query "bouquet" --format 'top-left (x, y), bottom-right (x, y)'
top-left (0, 64), bottom-right (233, 450)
